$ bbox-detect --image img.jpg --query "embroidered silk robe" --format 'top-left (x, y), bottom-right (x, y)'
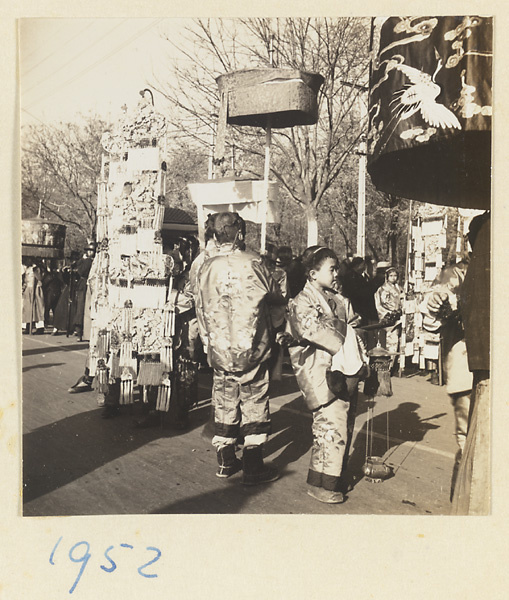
top-left (287, 281), bottom-right (347, 411)
top-left (196, 245), bottom-right (283, 373)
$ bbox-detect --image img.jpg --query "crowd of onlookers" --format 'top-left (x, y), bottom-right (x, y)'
top-left (22, 243), bottom-right (95, 339)
top-left (261, 243), bottom-right (402, 326)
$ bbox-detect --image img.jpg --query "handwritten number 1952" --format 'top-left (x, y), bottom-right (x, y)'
top-left (138, 547), bottom-right (161, 579)
top-left (49, 538), bottom-right (161, 594)
top-left (68, 541), bottom-right (91, 594)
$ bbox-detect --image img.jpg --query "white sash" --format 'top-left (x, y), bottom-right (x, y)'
top-left (331, 324), bottom-right (364, 376)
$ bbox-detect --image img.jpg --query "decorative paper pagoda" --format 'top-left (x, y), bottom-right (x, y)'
top-left (88, 92), bottom-right (175, 409)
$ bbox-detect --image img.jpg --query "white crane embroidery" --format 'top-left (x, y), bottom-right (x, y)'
top-left (390, 53), bottom-right (462, 130)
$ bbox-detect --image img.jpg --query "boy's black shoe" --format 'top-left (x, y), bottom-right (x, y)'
top-left (307, 485), bottom-right (345, 504)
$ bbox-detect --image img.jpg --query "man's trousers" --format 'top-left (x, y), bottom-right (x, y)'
top-left (212, 362), bottom-right (271, 449)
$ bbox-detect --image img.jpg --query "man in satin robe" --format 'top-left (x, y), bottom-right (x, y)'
top-left (195, 212), bottom-right (285, 485)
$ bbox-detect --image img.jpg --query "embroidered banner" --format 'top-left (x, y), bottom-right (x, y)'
top-left (367, 16), bottom-right (492, 209)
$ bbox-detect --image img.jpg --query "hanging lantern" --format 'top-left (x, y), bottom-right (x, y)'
top-left (95, 359), bottom-right (109, 394)
top-left (363, 346), bottom-right (394, 398)
top-left (156, 373), bottom-right (172, 412)
top-left (120, 368), bottom-right (134, 405)
top-left (362, 345), bottom-right (396, 483)
top-left (137, 353), bottom-right (164, 386)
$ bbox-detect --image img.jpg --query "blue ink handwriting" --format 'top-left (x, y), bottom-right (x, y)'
top-left (49, 537), bottom-right (162, 594)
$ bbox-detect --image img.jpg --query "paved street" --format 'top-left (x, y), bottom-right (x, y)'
top-left (23, 332), bottom-right (458, 516)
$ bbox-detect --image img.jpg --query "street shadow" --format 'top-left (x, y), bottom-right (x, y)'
top-left (268, 372), bottom-right (301, 398)
top-left (264, 396), bottom-right (312, 468)
top-left (150, 474), bottom-right (286, 514)
top-left (343, 401), bottom-right (446, 491)
top-left (23, 362), bottom-right (66, 372)
top-left (23, 342), bottom-right (89, 357)
top-left (22, 401), bottom-right (212, 507)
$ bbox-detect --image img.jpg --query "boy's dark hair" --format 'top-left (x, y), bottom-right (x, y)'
top-left (302, 246), bottom-right (338, 276)
top-left (213, 212), bottom-right (246, 245)
top-left (385, 266), bottom-right (398, 279)
top-left (301, 245), bottom-right (322, 263)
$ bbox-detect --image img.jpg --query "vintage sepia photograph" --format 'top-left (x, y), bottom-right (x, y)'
top-left (20, 16), bottom-right (492, 517)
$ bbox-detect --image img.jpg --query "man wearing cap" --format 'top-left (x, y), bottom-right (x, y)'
top-left (195, 212), bottom-right (284, 485)
top-left (372, 261), bottom-right (391, 295)
top-left (342, 257), bottom-right (378, 325)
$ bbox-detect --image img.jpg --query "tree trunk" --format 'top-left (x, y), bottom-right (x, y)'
top-left (388, 232), bottom-right (397, 266)
top-left (306, 204), bottom-right (318, 247)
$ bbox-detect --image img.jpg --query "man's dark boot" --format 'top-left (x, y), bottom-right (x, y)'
top-left (134, 410), bottom-right (159, 428)
top-left (216, 445), bottom-right (242, 478)
top-left (101, 380), bottom-right (120, 419)
top-left (101, 404), bottom-right (119, 419)
top-left (242, 445), bottom-right (279, 486)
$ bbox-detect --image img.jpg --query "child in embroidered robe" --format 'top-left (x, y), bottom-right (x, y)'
top-left (287, 247), bottom-right (366, 504)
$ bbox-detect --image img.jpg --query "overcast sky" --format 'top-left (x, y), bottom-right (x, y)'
top-left (19, 18), bottom-right (188, 126)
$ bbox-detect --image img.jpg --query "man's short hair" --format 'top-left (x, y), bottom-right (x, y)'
top-left (213, 212), bottom-right (245, 245)
top-left (204, 213), bottom-right (217, 243)
top-left (351, 256), bottom-right (365, 270)
top-left (277, 246), bottom-right (293, 263)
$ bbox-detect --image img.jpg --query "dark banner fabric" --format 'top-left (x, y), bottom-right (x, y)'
top-left (367, 17), bottom-right (492, 209)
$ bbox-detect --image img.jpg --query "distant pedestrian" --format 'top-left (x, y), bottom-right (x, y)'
top-left (22, 259), bottom-right (45, 333)
top-left (371, 261), bottom-right (391, 295)
top-left (72, 243), bottom-right (95, 340)
top-left (42, 259), bottom-right (63, 327)
top-left (286, 254), bottom-right (307, 298)
top-left (374, 267), bottom-right (403, 365)
top-left (189, 213), bottom-right (219, 299)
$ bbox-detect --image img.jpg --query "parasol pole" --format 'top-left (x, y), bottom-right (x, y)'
top-left (260, 34), bottom-right (276, 255)
top-left (341, 80), bottom-right (368, 258)
top-left (260, 121), bottom-right (271, 255)
top-left (356, 135), bottom-right (367, 257)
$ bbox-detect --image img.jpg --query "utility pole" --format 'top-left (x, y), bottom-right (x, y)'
top-left (356, 134), bottom-right (367, 257)
top-left (341, 80), bottom-right (369, 258)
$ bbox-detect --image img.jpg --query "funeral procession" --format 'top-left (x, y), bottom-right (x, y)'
top-left (21, 17), bottom-right (491, 516)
